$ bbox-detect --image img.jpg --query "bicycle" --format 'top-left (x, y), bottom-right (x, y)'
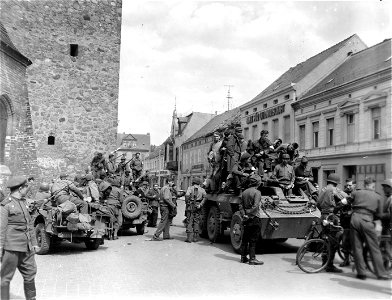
top-left (364, 234), bottom-right (392, 275)
top-left (296, 216), bottom-right (343, 273)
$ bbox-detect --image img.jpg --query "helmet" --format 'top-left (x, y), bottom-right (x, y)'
top-left (301, 156), bottom-right (308, 163)
top-left (192, 177), bottom-right (201, 185)
top-left (248, 174), bottom-right (262, 187)
top-left (381, 179), bottom-right (392, 188)
top-left (39, 183), bottom-right (50, 192)
top-left (327, 174), bottom-right (340, 185)
top-left (260, 130), bottom-right (269, 135)
top-left (240, 152), bottom-right (251, 161)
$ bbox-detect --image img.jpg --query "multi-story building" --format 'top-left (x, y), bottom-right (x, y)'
top-left (180, 108), bottom-right (241, 189)
top-left (116, 133), bottom-right (150, 162)
top-left (164, 107), bottom-right (215, 186)
top-left (292, 38), bottom-right (391, 192)
top-left (240, 34), bottom-right (367, 145)
top-left (143, 144), bottom-right (166, 186)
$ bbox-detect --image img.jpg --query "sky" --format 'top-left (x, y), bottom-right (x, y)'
top-left (117, 1), bottom-right (391, 145)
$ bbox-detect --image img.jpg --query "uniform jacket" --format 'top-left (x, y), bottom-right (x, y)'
top-left (130, 158), bottom-right (143, 171)
top-left (146, 188), bottom-right (160, 207)
top-left (159, 185), bottom-right (175, 207)
top-left (348, 189), bottom-right (382, 217)
top-left (239, 186), bottom-right (263, 218)
top-left (106, 186), bottom-right (123, 207)
top-left (185, 185), bottom-right (206, 204)
top-left (0, 195), bottom-right (37, 252)
top-left (51, 179), bottom-right (83, 200)
top-left (273, 163), bottom-right (295, 186)
top-left (106, 160), bottom-right (117, 174)
top-left (294, 164), bottom-right (314, 184)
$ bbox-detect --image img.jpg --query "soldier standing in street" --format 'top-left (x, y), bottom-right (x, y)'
top-left (341, 177), bottom-right (391, 280)
top-left (146, 183), bottom-right (160, 227)
top-left (1, 176), bottom-right (38, 300)
top-left (151, 178), bottom-right (176, 241)
top-left (238, 174), bottom-right (264, 265)
top-left (130, 152), bottom-right (143, 181)
top-left (184, 177), bottom-right (206, 243)
top-left (317, 173), bottom-right (347, 273)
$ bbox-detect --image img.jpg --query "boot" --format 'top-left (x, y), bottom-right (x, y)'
top-left (193, 233), bottom-right (199, 242)
top-left (240, 256), bottom-right (249, 263)
top-left (24, 280), bottom-right (37, 300)
top-left (248, 243), bottom-right (264, 265)
top-left (1, 283), bottom-right (10, 300)
top-left (248, 258), bottom-right (264, 265)
top-left (325, 264), bottom-right (343, 273)
top-left (113, 228), bottom-right (119, 240)
top-left (339, 255), bottom-right (350, 267)
top-left (185, 233), bottom-right (193, 243)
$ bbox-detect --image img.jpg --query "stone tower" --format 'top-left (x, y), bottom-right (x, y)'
top-left (1, 0), bottom-right (122, 179)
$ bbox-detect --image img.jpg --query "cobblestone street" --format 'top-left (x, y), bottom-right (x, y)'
top-left (8, 200), bottom-right (392, 300)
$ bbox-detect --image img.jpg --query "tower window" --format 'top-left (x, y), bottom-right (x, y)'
top-left (48, 135), bottom-right (55, 145)
top-left (70, 44), bottom-right (79, 57)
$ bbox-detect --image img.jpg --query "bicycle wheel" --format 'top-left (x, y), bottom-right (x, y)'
top-left (297, 238), bottom-right (330, 273)
top-left (364, 239), bottom-right (392, 275)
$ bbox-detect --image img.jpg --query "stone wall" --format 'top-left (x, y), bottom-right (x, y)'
top-left (1, 0), bottom-right (122, 180)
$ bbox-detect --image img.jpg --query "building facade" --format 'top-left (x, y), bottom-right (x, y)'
top-left (1, 0), bottom-right (122, 180)
top-left (1, 21), bottom-right (39, 187)
top-left (116, 133), bottom-right (150, 162)
top-left (292, 39), bottom-right (391, 192)
top-left (143, 144), bottom-right (166, 186)
top-left (240, 34), bottom-right (367, 145)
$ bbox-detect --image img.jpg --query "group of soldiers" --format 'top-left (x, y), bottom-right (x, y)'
top-left (207, 124), bottom-right (315, 198)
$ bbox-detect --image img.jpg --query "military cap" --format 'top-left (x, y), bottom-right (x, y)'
top-left (301, 156), bottom-right (308, 163)
top-left (260, 130), bottom-right (269, 135)
top-left (6, 176), bottom-right (27, 189)
top-left (99, 181), bottom-right (112, 193)
top-left (192, 177), bottom-right (201, 185)
top-left (85, 174), bottom-right (94, 181)
top-left (248, 174), bottom-right (262, 187)
top-left (240, 152), bottom-right (251, 161)
top-left (381, 179), bottom-right (392, 188)
top-left (327, 174), bottom-right (340, 185)
top-left (142, 181), bottom-right (149, 186)
top-left (234, 127), bottom-right (242, 133)
top-left (39, 182), bottom-right (50, 192)
top-left (282, 153), bottom-right (290, 159)
top-left (136, 152), bottom-right (141, 155)
top-left (59, 172), bottom-right (68, 179)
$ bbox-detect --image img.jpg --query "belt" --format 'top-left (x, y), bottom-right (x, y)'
top-left (353, 208), bottom-right (373, 216)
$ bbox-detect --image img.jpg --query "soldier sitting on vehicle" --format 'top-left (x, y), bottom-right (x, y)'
top-left (294, 156), bottom-right (318, 199)
top-left (184, 177), bottom-right (206, 243)
top-left (91, 152), bottom-right (107, 180)
top-left (121, 170), bottom-right (134, 191)
top-left (275, 142), bottom-right (299, 165)
top-left (270, 154), bottom-right (295, 196)
top-left (84, 174), bottom-right (100, 203)
top-left (134, 181), bottom-right (149, 202)
top-left (34, 183), bottom-right (52, 209)
top-left (224, 152), bottom-right (253, 195)
top-left (51, 173), bottom-right (89, 214)
top-left (130, 152), bottom-right (144, 181)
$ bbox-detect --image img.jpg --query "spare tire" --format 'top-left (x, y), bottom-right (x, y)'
top-left (122, 195), bottom-right (143, 219)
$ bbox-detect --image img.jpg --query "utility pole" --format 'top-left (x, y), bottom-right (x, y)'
top-left (224, 85), bottom-right (234, 111)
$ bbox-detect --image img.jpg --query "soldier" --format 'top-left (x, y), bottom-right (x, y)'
top-left (271, 153), bottom-right (295, 196)
top-left (294, 156), bottom-right (317, 198)
top-left (34, 182), bottom-right (51, 208)
top-left (116, 156), bottom-right (129, 178)
top-left (238, 174), bottom-right (264, 265)
top-left (339, 178), bottom-right (355, 267)
top-left (121, 170), bottom-right (134, 191)
top-left (130, 152), bottom-right (143, 181)
top-left (380, 179), bottom-right (392, 243)
top-left (316, 173), bottom-right (347, 273)
top-left (184, 177), bottom-right (207, 243)
top-left (340, 177), bottom-right (391, 280)
top-left (134, 181), bottom-right (149, 201)
top-left (106, 153), bottom-right (117, 177)
top-left (0, 176), bottom-right (38, 300)
top-left (151, 178), bottom-right (176, 241)
top-left (84, 174), bottom-right (100, 203)
top-left (146, 183), bottom-right (160, 227)
top-left (225, 152), bottom-right (252, 195)
top-left (138, 170), bottom-right (151, 186)
top-left (91, 152), bottom-right (106, 179)
top-left (207, 131), bottom-right (223, 192)
top-left (251, 130), bottom-right (274, 178)
top-left (99, 179), bottom-right (123, 240)
top-left (51, 173), bottom-right (89, 214)
top-left (275, 142), bottom-right (299, 165)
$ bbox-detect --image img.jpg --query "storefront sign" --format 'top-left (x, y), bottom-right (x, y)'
top-left (246, 104), bottom-right (285, 124)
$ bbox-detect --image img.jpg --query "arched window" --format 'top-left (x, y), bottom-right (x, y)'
top-left (48, 135), bottom-right (55, 145)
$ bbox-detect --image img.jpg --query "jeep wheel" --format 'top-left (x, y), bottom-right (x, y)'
top-left (85, 238), bottom-right (101, 250)
top-left (207, 206), bottom-right (222, 242)
top-left (230, 212), bottom-right (244, 254)
top-left (122, 196), bottom-right (143, 219)
top-left (35, 223), bottom-right (51, 255)
top-left (136, 223), bottom-right (145, 235)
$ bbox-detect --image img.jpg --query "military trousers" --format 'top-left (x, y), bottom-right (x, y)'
top-left (148, 206), bottom-right (159, 227)
top-left (186, 208), bottom-right (201, 234)
top-left (154, 205), bottom-right (173, 239)
top-left (1, 250), bottom-right (37, 300)
top-left (69, 196), bottom-right (89, 214)
top-left (241, 217), bottom-right (261, 259)
top-left (350, 212), bottom-right (387, 277)
top-left (107, 204), bottom-right (123, 230)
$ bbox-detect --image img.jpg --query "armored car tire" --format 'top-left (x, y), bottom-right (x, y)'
top-left (230, 212), bottom-right (244, 253)
top-left (136, 223), bottom-right (145, 235)
top-left (207, 206), bottom-right (223, 242)
top-left (85, 238), bottom-right (102, 250)
top-left (35, 223), bottom-right (51, 255)
top-left (122, 195), bottom-right (143, 219)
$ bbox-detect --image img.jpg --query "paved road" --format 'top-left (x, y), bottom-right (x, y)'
top-left (9, 199), bottom-right (391, 300)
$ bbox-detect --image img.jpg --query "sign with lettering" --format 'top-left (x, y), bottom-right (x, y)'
top-left (246, 104), bottom-right (285, 124)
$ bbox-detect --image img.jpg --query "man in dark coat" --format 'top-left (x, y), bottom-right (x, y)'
top-left (272, 154), bottom-right (295, 196)
top-left (146, 183), bottom-right (160, 227)
top-left (238, 174), bottom-right (264, 265)
top-left (294, 156), bottom-right (317, 197)
top-left (1, 176), bottom-right (38, 300)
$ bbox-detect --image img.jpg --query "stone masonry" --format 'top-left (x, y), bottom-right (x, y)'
top-left (1, 0), bottom-right (122, 179)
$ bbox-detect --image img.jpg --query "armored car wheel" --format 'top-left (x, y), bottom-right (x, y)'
top-left (35, 223), bottom-right (51, 255)
top-left (85, 238), bottom-right (102, 250)
top-left (296, 238), bottom-right (330, 273)
top-left (207, 206), bottom-right (223, 242)
top-left (136, 223), bottom-right (145, 235)
top-left (230, 212), bottom-right (244, 254)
